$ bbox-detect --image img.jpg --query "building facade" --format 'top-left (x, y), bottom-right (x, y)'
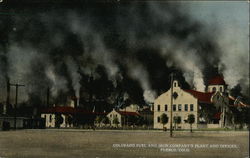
top-left (153, 80), bottom-right (199, 129)
top-left (106, 109), bottom-right (140, 127)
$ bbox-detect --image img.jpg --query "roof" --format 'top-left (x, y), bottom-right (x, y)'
top-left (41, 106), bottom-right (106, 115)
top-left (208, 76), bottom-right (226, 85)
top-left (117, 111), bottom-right (140, 116)
top-left (184, 89), bottom-right (214, 104)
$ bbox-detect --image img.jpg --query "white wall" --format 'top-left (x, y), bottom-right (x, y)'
top-left (208, 85), bottom-right (225, 93)
top-left (153, 80), bottom-right (199, 129)
top-left (107, 110), bottom-right (122, 127)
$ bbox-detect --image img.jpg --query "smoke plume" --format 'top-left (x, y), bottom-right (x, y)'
top-left (0, 1), bottom-right (247, 108)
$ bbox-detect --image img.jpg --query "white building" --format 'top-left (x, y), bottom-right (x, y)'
top-left (106, 109), bottom-right (140, 127)
top-left (153, 80), bottom-right (212, 129)
top-left (41, 106), bottom-right (73, 128)
top-left (153, 75), bottom-right (250, 130)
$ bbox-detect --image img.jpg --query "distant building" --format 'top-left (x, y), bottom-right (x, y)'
top-left (40, 101), bottom-right (105, 128)
top-left (106, 109), bottom-right (140, 127)
top-left (138, 106), bottom-right (153, 127)
top-left (120, 104), bottom-right (153, 127)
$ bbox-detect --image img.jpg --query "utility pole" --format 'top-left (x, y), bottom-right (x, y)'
top-left (10, 83), bottom-right (25, 130)
top-left (170, 73), bottom-right (174, 137)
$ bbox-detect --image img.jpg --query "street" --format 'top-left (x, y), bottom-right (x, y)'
top-left (0, 129), bottom-right (248, 158)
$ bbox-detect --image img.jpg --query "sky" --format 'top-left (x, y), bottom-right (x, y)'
top-left (186, 1), bottom-right (249, 90)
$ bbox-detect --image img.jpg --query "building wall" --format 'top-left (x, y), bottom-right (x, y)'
top-left (41, 113), bottom-right (67, 128)
top-left (41, 114), bottom-right (56, 128)
top-left (107, 110), bottom-right (122, 127)
top-left (153, 80), bottom-right (199, 129)
top-left (208, 85), bottom-right (225, 93)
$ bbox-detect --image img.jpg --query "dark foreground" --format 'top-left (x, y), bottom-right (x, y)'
top-left (0, 129), bottom-right (249, 158)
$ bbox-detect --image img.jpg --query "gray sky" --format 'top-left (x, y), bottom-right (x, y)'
top-left (185, 1), bottom-right (249, 89)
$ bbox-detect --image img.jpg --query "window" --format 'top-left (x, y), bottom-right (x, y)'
top-left (110, 114), bottom-right (112, 117)
top-left (212, 87), bottom-right (216, 92)
top-left (185, 104), bottom-right (188, 111)
top-left (174, 82), bottom-right (176, 87)
top-left (220, 87), bottom-right (223, 92)
top-left (49, 115), bottom-right (52, 122)
top-left (157, 117), bottom-right (160, 123)
top-left (157, 105), bottom-right (160, 111)
top-left (178, 104), bottom-right (182, 111)
top-left (165, 104), bottom-right (168, 111)
top-left (190, 104), bottom-right (194, 111)
top-left (173, 104), bottom-right (176, 111)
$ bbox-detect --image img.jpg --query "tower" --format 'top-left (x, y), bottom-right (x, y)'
top-left (207, 76), bottom-right (227, 93)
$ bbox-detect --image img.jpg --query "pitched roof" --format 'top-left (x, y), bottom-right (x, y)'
top-left (208, 76), bottom-right (226, 85)
top-left (117, 111), bottom-right (140, 116)
top-left (183, 89), bottom-right (214, 104)
top-left (41, 106), bottom-right (106, 115)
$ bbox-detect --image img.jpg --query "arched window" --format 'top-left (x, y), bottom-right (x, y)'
top-left (165, 105), bottom-right (168, 111)
top-left (190, 104), bottom-right (194, 111)
top-left (173, 104), bottom-right (176, 111)
top-left (178, 104), bottom-right (182, 111)
top-left (157, 105), bottom-right (160, 111)
top-left (174, 82), bottom-right (177, 87)
top-left (184, 104), bottom-right (188, 111)
top-left (219, 87), bottom-right (223, 92)
top-left (212, 87), bottom-right (216, 92)
top-left (157, 116), bottom-right (160, 123)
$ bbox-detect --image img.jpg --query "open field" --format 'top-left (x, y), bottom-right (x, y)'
top-left (0, 129), bottom-right (249, 158)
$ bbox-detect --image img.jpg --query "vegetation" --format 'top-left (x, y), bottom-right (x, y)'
top-left (173, 116), bottom-right (181, 130)
top-left (113, 117), bottom-right (119, 128)
top-left (95, 116), bottom-right (103, 127)
top-left (160, 113), bottom-right (168, 131)
top-left (101, 116), bottom-right (110, 126)
top-left (187, 114), bottom-right (195, 132)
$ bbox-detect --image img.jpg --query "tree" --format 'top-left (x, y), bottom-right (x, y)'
top-left (173, 116), bottom-right (181, 130)
top-left (113, 117), bottom-right (120, 128)
top-left (95, 116), bottom-right (103, 127)
top-left (187, 114), bottom-right (195, 132)
top-left (102, 116), bottom-right (110, 127)
top-left (160, 113), bottom-right (168, 131)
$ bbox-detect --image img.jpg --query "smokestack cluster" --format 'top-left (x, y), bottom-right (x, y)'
top-left (0, 2), bottom-right (248, 107)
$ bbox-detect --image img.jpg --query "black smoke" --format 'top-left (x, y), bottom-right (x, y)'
top-left (0, 2), bottom-right (236, 112)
